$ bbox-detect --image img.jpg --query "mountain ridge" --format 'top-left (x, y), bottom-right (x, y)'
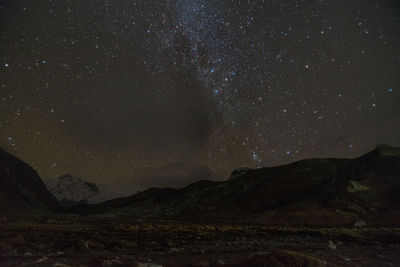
top-left (1, 145), bottom-right (399, 226)
top-left (0, 148), bottom-right (58, 213)
top-left (67, 144), bottom-right (400, 225)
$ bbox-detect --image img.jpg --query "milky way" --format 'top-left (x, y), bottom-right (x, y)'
top-left (1, 0), bottom-right (399, 195)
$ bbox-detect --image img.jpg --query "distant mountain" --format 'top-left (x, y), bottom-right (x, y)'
top-left (2, 144), bottom-right (400, 226)
top-left (0, 148), bottom-right (58, 213)
top-left (45, 174), bottom-right (103, 205)
top-left (82, 145), bottom-right (400, 226)
top-left (104, 161), bottom-right (216, 198)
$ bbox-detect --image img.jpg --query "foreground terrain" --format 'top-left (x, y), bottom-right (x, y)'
top-left (1, 145), bottom-right (400, 266)
top-left (0, 215), bottom-right (400, 266)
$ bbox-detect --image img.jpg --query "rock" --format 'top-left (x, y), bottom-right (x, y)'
top-left (136, 263), bottom-right (163, 267)
top-left (339, 255), bottom-right (351, 262)
top-left (328, 240), bottom-right (337, 250)
top-left (241, 250), bottom-right (326, 266)
top-left (354, 219), bottom-right (367, 228)
top-left (35, 257), bottom-right (48, 263)
top-left (216, 259), bottom-right (226, 265)
top-left (347, 180), bottom-right (369, 193)
top-left (102, 258), bottom-right (122, 266)
top-left (24, 251), bottom-right (33, 256)
top-left (193, 262), bottom-right (210, 267)
top-left (169, 247), bottom-right (180, 253)
top-left (54, 264), bottom-right (72, 267)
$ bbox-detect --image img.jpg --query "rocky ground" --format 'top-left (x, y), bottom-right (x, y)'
top-left (0, 215), bottom-right (399, 266)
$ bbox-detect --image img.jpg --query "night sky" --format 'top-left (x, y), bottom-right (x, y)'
top-left (1, 0), bottom-right (399, 195)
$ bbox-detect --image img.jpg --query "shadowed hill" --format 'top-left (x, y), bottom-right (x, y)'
top-left (1, 145), bottom-right (399, 226)
top-left (81, 145), bottom-right (400, 225)
top-left (0, 148), bottom-right (58, 213)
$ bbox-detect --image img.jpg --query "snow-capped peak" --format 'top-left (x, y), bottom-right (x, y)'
top-left (45, 174), bottom-right (102, 204)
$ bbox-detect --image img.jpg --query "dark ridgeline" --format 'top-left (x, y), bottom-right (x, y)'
top-left (0, 145), bottom-right (399, 226)
top-left (0, 148), bottom-right (58, 213)
top-left (81, 145), bottom-right (400, 225)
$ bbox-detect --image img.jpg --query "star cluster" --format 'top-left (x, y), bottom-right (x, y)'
top-left (1, 0), bottom-right (399, 195)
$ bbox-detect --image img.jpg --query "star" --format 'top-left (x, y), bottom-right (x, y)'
top-left (0, 0), bottom-right (398, 193)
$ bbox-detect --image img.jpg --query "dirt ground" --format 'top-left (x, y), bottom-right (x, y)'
top-left (0, 215), bottom-right (399, 266)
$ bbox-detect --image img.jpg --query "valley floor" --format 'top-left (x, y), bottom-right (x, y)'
top-left (0, 215), bottom-right (399, 266)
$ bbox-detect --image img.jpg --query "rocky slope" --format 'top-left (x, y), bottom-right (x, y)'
top-left (83, 145), bottom-right (400, 225)
top-left (45, 174), bottom-right (102, 205)
top-left (1, 144), bottom-right (399, 226)
top-left (0, 148), bottom-right (58, 213)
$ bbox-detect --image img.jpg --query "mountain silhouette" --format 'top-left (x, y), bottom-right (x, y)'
top-left (0, 148), bottom-right (58, 213)
top-left (78, 145), bottom-right (400, 225)
top-left (1, 145), bottom-right (400, 226)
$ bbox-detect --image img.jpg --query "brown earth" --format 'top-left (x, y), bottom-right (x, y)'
top-left (0, 215), bottom-right (399, 266)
